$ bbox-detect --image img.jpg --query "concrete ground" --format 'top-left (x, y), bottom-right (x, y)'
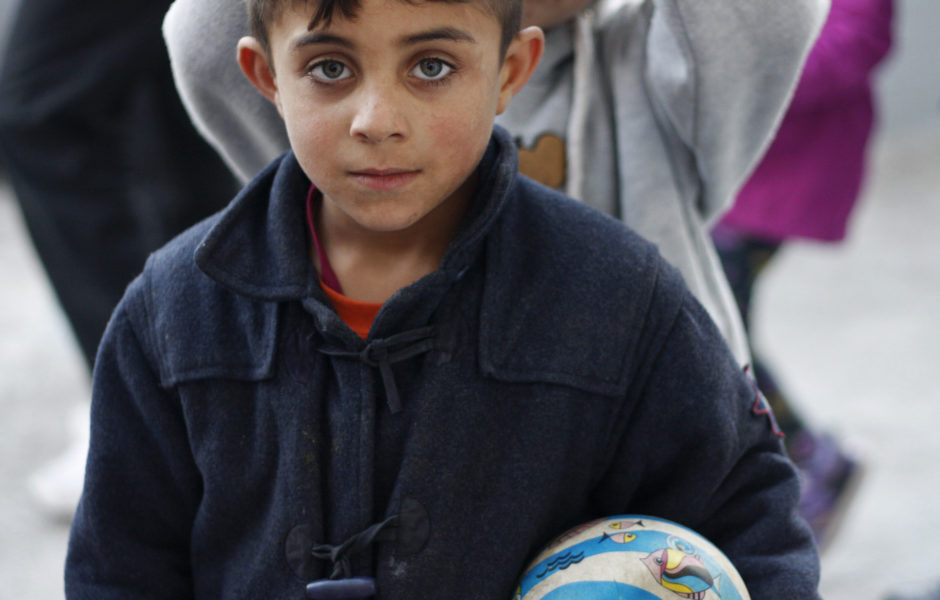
top-left (0, 122), bottom-right (938, 598)
top-left (756, 122), bottom-right (940, 599)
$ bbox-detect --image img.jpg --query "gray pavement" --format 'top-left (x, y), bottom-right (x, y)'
top-left (1, 126), bottom-right (939, 600)
top-left (0, 179), bottom-right (84, 597)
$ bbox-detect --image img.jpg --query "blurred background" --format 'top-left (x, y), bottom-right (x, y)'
top-left (0, 0), bottom-right (938, 598)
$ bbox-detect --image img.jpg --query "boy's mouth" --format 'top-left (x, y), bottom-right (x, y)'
top-left (349, 168), bottom-right (421, 191)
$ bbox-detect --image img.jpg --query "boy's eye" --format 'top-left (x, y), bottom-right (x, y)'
top-left (410, 58), bottom-right (453, 81)
top-left (309, 59), bottom-right (352, 82)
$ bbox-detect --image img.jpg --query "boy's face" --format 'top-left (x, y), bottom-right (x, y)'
top-left (239, 0), bottom-right (541, 235)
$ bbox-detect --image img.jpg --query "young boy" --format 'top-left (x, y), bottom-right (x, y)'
top-left (67, 1), bottom-right (821, 598)
top-left (163, 0), bottom-right (827, 368)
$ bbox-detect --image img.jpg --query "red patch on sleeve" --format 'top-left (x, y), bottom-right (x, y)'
top-left (745, 365), bottom-right (785, 438)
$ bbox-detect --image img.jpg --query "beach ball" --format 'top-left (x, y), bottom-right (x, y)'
top-left (513, 515), bottom-right (750, 600)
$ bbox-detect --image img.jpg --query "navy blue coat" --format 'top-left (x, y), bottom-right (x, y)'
top-left (66, 128), bottom-right (820, 599)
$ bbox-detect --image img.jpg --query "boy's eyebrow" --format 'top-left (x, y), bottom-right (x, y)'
top-left (291, 33), bottom-right (354, 52)
top-left (290, 27), bottom-right (476, 53)
top-left (399, 27), bottom-right (477, 47)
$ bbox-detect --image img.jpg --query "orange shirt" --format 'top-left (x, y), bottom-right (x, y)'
top-left (308, 184), bottom-right (384, 338)
top-left (320, 281), bottom-right (383, 339)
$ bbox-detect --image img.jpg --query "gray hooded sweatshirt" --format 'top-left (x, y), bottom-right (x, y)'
top-left (162, 0), bottom-right (828, 365)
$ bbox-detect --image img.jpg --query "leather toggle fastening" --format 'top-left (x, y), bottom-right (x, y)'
top-left (304, 515), bottom-right (399, 599)
top-left (287, 498), bottom-right (431, 597)
top-left (319, 326), bottom-right (435, 414)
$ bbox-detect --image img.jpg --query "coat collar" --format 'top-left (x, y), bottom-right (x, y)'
top-left (194, 126), bottom-right (519, 305)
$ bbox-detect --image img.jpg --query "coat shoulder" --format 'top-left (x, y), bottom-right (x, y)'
top-left (479, 177), bottom-right (688, 396)
top-left (123, 217), bottom-right (279, 387)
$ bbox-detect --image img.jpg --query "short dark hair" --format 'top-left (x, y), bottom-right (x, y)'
top-left (246, 0), bottom-right (522, 60)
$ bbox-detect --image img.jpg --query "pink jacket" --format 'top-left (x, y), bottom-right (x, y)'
top-left (719, 0), bottom-right (894, 242)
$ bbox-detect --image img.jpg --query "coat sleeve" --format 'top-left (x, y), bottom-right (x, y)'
top-left (162, 0), bottom-right (288, 183)
top-left (65, 281), bottom-right (201, 599)
top-left (643, 0), bottom-right (830, 221)
top-left (591, 267), bottom-right (821, 599)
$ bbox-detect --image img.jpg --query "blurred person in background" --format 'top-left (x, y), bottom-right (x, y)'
top-left (0, 0), bottom-right (239, 518)
top-left (711, 0), bottom-right (895, 550)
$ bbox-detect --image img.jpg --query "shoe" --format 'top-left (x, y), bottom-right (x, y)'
top-left (27, 404), bottom-right (89, 522)
top-left (788, 432), bottom-right (864, 551)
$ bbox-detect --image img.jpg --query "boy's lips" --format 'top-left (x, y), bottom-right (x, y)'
top-left (349, 168), bottom-right (421, 191)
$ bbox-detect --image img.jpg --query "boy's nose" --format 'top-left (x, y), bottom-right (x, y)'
top-left (349, 84), bottom-right (408, 143)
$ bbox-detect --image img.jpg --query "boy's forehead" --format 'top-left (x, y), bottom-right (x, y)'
top-left (272, 0), bottom-right (499, 44)
top-left (287, 0), bottom-right (496, 27)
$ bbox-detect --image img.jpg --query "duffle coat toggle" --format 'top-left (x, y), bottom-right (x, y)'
top-left (302, 497), bottom-right (431, 598)
top-left (318, 326), bottom-right (436, 414)
top-left (305, 515), bottom-right (400, 599)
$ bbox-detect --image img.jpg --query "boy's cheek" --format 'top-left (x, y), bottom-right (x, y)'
top-left (286, 123), bottom-right (338, 180)
top-left (429, 109), bottom-right (490, 158)
top-left (281, 102), bottom-right (335, 145)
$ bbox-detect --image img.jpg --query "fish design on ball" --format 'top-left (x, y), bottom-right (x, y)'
top-left (641, 544), bottom-right (716, 599)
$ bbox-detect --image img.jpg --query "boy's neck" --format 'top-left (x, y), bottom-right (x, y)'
top-left (312, 173), bottom-right (477, 304)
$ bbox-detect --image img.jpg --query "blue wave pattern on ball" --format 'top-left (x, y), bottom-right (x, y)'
top-left (519, 517), bottom-right (744, 600)
top-left (542, 581), bottom-right (662, 600)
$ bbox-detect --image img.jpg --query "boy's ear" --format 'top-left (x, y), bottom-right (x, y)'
top-left (237, 36), bottom-right (283, 116)
top-left (496, 26), bottom-right (545, 115)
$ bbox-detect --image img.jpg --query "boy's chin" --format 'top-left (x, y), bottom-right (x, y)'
top-left (335, 207), bottom-right (429, 235)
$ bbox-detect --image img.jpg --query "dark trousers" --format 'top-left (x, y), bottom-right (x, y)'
top-left (0, 0), bottom-right (239, 368)
top-left (711, 227), bottom-right (807, 443)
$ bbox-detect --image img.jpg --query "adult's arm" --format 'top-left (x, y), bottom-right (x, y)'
top-left (163, 0), bottom-right (287, 182)
top-left (643, 0), bottom-right (830, 221)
